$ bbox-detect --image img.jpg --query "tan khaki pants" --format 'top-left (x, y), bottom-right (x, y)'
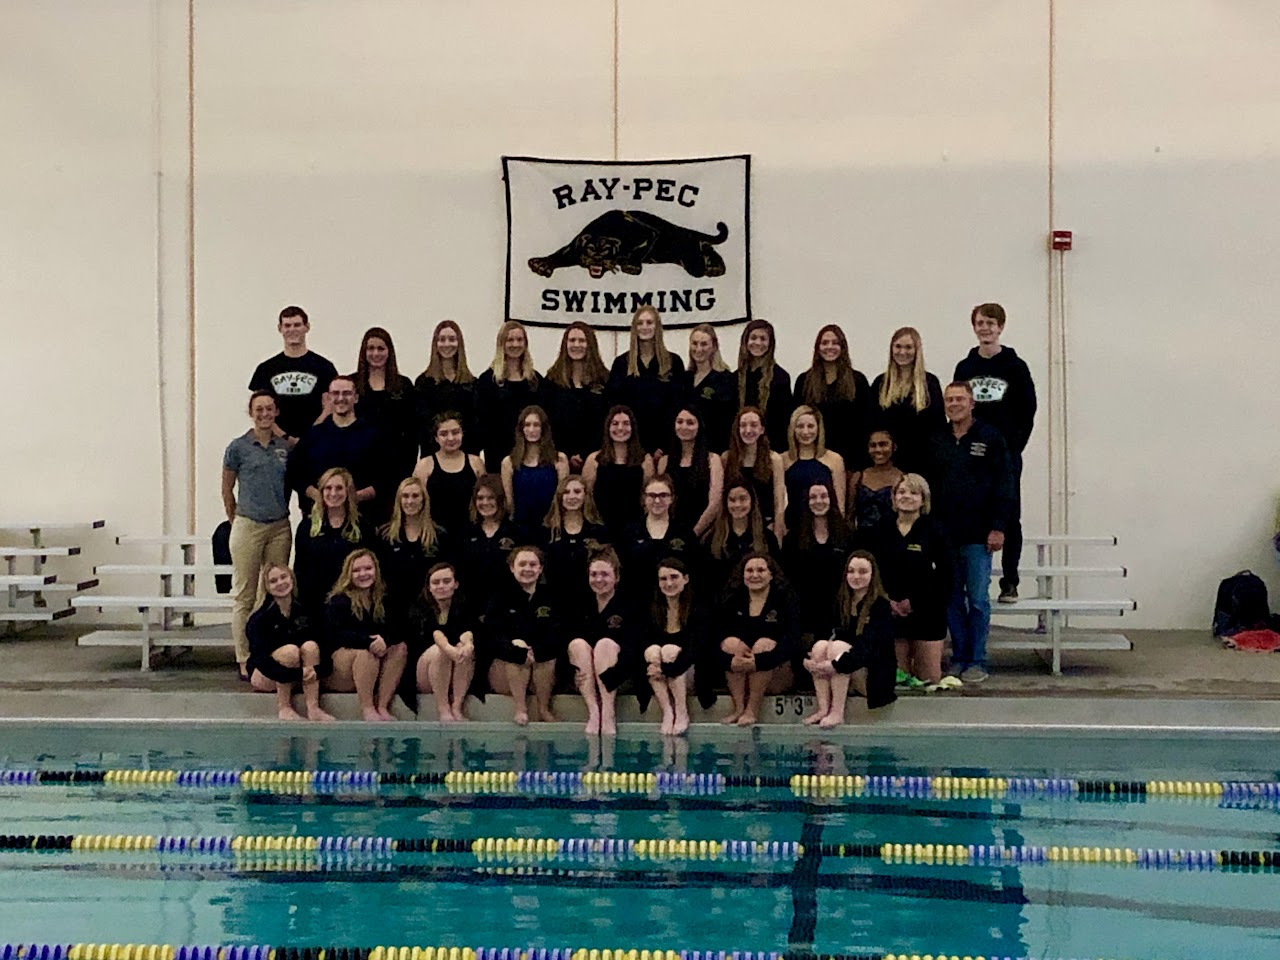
top-left (230, 516), bottom-right (292, 663)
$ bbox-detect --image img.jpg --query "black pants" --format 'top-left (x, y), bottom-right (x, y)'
top-left (1001, 450), bottom-right (1023, 590)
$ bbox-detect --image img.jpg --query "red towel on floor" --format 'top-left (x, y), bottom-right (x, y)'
top-left (1222, 629), bottom-right (1280, 651)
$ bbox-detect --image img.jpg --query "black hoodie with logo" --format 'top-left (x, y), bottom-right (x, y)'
top-left (954, 346), bottom-right (1037, 454)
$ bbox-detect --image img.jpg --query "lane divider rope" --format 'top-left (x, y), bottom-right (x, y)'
top-left (0, 945), bottom-right (1173, 960)
top-left (0, 833), bottom-right (1277, 870)
top-left (2, 769), bottom-right (1278, 803)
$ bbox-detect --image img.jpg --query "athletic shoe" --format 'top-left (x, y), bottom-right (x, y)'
top-left (895, 669), bottom-right (926, 689)
top-left (960, 666), bottom-right (989, 684)
top-left (998, 585), bottom-right (1019, 604)
top-left (945, 664), bottom-right (964, 679)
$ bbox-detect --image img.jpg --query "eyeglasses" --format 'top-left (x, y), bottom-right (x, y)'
top-left (645, 492), bottom-right (672, 500)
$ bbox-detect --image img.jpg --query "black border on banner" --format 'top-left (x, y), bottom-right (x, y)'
top-left (501, 154), bottom-right (752, 331)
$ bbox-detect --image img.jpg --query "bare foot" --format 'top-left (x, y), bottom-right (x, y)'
top-left (450, 704), bottom-right (468, 722)
top-left (660, 715), bottom-right (674, 736)
top-left (672, 715), bottom-right (689, 736)
top-left (584, 715), bottom-right (600, 735)
top-left (802, 710), bottom-right (826, 725)
top-left (278, 706), bottom-right (305, 721)
top-left (735, 712), bottom-right (758, 727)
top-left (438, 710), bottom-right (458, 723)
top-left (307, 706), bottom-right (336, 722)
top-left (601, 717), bottom-right (617, 737)
top-left (362, 707), bottom-right (383, 722)
top-left (513, 710), bottom-right (529, 726)
top-left (377, 707), bottom-right (396, 722)
top-left (818, 713), bottom-right (843, 729)
top-left (538, 708), bottom-right (560, 723)
top-left (720, 710), bottom-right (744, 725)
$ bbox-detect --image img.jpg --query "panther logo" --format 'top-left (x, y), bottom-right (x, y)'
top-left (607, 615), bottom-right (624, 630)
top-left (536, 606), bottom-right (552, 619)
top-left (529, 210), bottom-right (729, 279)
top-left (968, 376), bottom-right (1008, 403)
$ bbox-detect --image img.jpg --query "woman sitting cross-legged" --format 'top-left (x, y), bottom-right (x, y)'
top-left (247, 563), bottom-right (335, 722)
top-left (717, 552), bottom-right (799, 726)
top-left (566, 547), bottom-right (640, 736)
top-left (803, 550), bottom-right (897, 728)
top-left (407, 561), bottom-right (476, 722)
top-left (645, 558), bottom-right (709, 736)
top-left (323, 548), bottom-right (409, 722)
top-left (484, 545), bottom-right (563, 725)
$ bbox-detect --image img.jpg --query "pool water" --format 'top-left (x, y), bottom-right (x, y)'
top-left (0, 723), bottom-right (1277, 959)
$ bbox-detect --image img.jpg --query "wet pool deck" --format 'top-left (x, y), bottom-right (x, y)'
top-left (1, 624), bottom-right (1277, 734)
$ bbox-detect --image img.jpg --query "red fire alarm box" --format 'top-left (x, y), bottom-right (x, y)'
top-left (1051, 230), bottom-right (1073, 251)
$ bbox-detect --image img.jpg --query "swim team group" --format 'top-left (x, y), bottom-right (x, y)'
top-left (223, 303), bottom-right (1034, 732)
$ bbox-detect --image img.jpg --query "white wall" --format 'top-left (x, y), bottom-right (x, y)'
top-left (3, 0), bottom-right (1278, 627)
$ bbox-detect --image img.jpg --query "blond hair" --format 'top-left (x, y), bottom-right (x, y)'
top-left (490, 320), bottom-right (537, 383)
top-left (380, 476), bottom-right (440, 553)
top-left (893, 472), bottom-right (932, 515)
top-left (328, 548), bottom-right (386, 621)
top-left (878, 326), bottom-right (930, 413)
top-left (785, 405), bottom-right (828, 459)
top-left (625, 306), bottom-right (674, 378)
top-left (308, 467), bottom-right (362, 541)
top-left (687, 323), bottom-right (729, 372)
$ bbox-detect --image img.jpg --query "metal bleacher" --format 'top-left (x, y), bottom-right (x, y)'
top-left (990, 534), bottom-right (1136, 674)
top-left (73, 534), bottom-right (233, 671)
top-left (1, 521), bottom-right (104, 630)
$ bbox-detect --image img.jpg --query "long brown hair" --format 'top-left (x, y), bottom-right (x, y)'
top-left (736, 319), bottom-right (778, 411)
top-left (625, 306), bottom-right (674, 378)
top-left (650, 557), bottom-right (694, 631)
top-left (596, 405), bottom-right (647, 466)
top-left (420, 320), bottom-right (474, 384)
top-left (801, 324), bottom-right (856, 404)
top-left (468, 473), bottom-right (508, 523)
top-left (328, 548), bottom-right (386, 621)
top-left (708, 480), bottom-right (768, 560)
top-left (379, 476), bottom-right (440, 553)
top-left (878, 326), bottom-right (930, 413)
top-left (546, 321), bottom-right (609, 388)
top-left (837, 549), bottom-right (888, 636)
top-left (723, 407), bottom-right (774, 483)
top-left (420, 561), bottom-right (460, 618)
top-left (510, 404), bottom-right (558, 467)
top-left (794, 477), bottom-right (851, 550)
top-left (354, 327), bottom-right (405, 398)
top-left (543, 475), bottom-right (604, 540)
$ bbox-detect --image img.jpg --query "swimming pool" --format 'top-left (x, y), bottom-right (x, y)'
top-left (0, 722), bottom-right (1277, 959)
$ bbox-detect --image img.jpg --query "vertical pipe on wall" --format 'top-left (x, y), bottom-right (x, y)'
top-left (152, 0), bottom-right (172, 536)
top-left (611, 0), bottom-right (620, 161)
top-left (185, 0), bottom-right (197, 535)
top-left (1045, 0), bottom-right (1067, 540)
top-left (610, 0), bottom-right (621, 363)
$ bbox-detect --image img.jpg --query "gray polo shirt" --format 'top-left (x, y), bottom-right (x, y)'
top-left (223, 432), bottom-right (291, 522)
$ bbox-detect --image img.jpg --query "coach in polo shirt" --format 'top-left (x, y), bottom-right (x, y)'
top-left (222, 390), bottom-right (294, 680)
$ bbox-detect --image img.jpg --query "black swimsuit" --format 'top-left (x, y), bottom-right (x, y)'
top-left (426, 454), bottom-right (476, 531)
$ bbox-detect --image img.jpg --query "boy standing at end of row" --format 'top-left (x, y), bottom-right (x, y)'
top-left (955, 302), bottom-right (1036, 604)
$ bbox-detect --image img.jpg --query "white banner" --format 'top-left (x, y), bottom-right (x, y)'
top-left (503, 155), bottom-right (751, 330)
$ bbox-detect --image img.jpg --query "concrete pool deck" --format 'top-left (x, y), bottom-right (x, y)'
top-left (1, 623), bottom-right (1278, 734)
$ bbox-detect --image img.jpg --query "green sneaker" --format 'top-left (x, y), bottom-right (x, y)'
top-left (895, 669), bottom-right (926, 689)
